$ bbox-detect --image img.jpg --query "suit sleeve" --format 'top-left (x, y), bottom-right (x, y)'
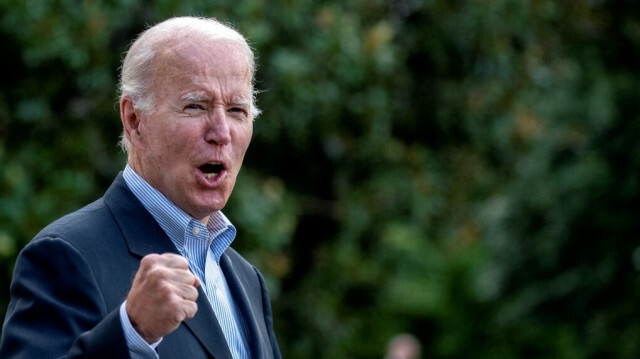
top-left (0, 236), bottom-right (130, 359)
top-left (255, 268), bottom-right (282, 359)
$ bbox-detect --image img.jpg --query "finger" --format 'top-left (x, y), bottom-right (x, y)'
top-left (153, 266), bottom-right (197, 286)
top-left (168, 269), bottom-right (200, 287)
top-left (182, 300), bottom-right (198, 320)
top-left (176, 282), bottom-right (200, 301)
top-left (139, 253), bottom-right (189, 273)
top-left (158, 253), bottom-right (191, 269)
top-left (172, 268), bottom-right (200, 286)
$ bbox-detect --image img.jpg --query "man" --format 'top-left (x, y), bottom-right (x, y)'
top-left (0, 16), bottom-right (281, 359)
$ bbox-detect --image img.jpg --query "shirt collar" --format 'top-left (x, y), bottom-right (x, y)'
top-left (122, 165), bottom-right (236, 262)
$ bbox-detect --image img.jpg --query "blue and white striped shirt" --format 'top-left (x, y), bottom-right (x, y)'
top-left (119, 165), bottom-right (250, 359)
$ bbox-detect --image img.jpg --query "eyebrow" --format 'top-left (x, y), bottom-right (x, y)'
top-left (180, 93), bottom-right (251, 107)
top-left (229, 99), bottom-right (251, 107)
top-left (180, 93), bottom-right (208, 102)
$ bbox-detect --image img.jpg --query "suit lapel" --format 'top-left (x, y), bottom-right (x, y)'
top-left (103, 173), bottom-right (179, 257)
top-left (103, 174), bottom-right (233, 359)
top-left (220, 252), bottom-right (268, 359)
top-left (183, 290), bottom-right (234, 359)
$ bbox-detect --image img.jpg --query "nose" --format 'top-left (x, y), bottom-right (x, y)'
top-left (205, 106), bottom-right (231, 145)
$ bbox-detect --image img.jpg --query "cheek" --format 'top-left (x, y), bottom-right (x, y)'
top-left (238, 124), bottom-right (253, 151)
top-left (150, 120), bottom-right (194, 150)
top-left (150, 132), bottom-right (178, 157)
top-left (234, 133), bottom-right (252, 161)
top-left (144, 127), bottom-right (193, 168)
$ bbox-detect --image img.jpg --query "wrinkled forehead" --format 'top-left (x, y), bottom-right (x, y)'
top-left (153, 38), bottom-right (252, 90)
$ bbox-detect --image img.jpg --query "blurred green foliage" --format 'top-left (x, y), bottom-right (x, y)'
top-left (1, 0), bottom-right (640, 358)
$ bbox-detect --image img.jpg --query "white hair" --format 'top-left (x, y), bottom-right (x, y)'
top-left (118, 16), bottom-right (260, 152)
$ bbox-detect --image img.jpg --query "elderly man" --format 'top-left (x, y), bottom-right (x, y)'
top-left (0, 16), bottom-right (281, 359)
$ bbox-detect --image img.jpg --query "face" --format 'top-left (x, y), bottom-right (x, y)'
top-left (123, 39), bottom-right (254, 222)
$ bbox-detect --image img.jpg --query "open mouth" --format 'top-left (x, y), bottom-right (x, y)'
top-left (199, 162), bottom-right (224, 178)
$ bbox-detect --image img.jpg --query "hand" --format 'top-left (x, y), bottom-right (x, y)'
top-left (125, 253), bottom-right (200, 343)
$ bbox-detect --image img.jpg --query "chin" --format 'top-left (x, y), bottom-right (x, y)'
top-left (193, 199), bottom-right (229, 218)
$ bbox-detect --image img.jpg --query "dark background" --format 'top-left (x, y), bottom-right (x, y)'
top-left (1, 0), bottom-right (640, 357)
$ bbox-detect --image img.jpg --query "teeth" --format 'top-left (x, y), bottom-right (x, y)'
top-left (200, 162), bottom-right (224, 177)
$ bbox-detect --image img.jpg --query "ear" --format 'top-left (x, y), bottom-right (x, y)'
top-left (120, 96), bottom-right (144, 150)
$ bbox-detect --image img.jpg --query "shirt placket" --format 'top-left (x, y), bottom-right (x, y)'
top-left (185, 221), bottom-right (249, 359)
top-left (184, 222), bottom-right (208, 287)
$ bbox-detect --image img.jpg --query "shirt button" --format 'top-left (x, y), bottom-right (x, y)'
top-left (192, 227), bottom-right (200, 235)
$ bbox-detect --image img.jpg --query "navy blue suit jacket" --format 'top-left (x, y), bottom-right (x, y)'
top-left (0, 174), bottom-right (281, 359)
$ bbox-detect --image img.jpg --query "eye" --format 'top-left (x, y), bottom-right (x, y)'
top-left (228, 107), bottom-right (249, 118)
top-left (185, 104), bottom-right (204, 111)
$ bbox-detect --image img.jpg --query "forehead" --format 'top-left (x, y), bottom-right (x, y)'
top-left (152, 39), bottom-right (252, 95)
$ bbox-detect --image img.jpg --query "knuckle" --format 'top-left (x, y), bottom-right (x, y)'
top-left (171, 252), bottom-right (189, 264)
top-left (156, 281), bottom-right (174, 297)
top-left (149, 266), bottom-right (170, 280)
top-left (174, 255), bottom-right (190, 268)
top-left (184, 302), bottom-right (198, 319)
top-left (141, 253), bottom-right (160, 266)
top-left (188, 285), bottom-right (198, 296)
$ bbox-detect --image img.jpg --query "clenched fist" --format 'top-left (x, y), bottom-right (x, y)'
top-left (126, 253), bottom-right (200, 343)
